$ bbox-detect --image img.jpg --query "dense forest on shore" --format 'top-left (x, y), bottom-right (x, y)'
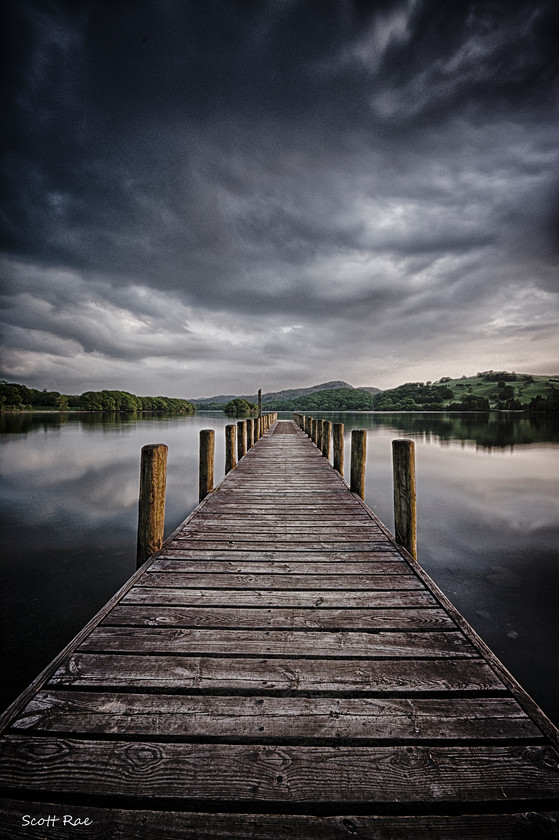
top-left (0, 382), bottom-right (196, 414)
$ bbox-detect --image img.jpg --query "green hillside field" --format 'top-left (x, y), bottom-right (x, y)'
top-left (435, 371), bottom-right (559, 411)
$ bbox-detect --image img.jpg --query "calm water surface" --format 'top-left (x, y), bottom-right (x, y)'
top-left (1, 411), bottom-right (558, 726)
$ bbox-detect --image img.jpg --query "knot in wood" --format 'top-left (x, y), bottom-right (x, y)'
top-left (120, 743), bottom-right (164, 770)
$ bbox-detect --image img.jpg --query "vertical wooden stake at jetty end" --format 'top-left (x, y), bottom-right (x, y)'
top-left (198, 428), bottom-right (214, 502)
top-left (393, 437), bottom-right (418, 561)
top-left (246, 417), bottom-right (254, 449)
top-left (350, 427), bottom-right (367, 499)
top-left (1, 415), bottom-right (559, 837)
top-left (333, 420), bottom-right (344, 476)
top-left (237, 419), bottom-right (247, 461)
top-left (225, 424), bottom-right (236, 473)
top-left (136, 443), bottom-right (167, 567)
top-left (321, 419), bottom-right (331, 460)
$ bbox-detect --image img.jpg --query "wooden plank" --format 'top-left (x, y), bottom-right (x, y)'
top-left (103, 605), bottom-right (456, 631)
top-left (1, 737), bottom-right (558, 802)
top-left (179, 528), bottom-right (386, 539)
top-left (121, 588), bottom-right (438, 608)
top-left (156, 548), bottom-right (402, 561)
top-left (212, 487), bottom-right (354, 494)
top-left (191, 512), bottom-right (372, 520)
top-left (78, 627), bottom-right (477, 658)
top-left (139, 573), bottom-right (425, 590)
top-left (2, 802), bottom-right (557, 840)
top-left (197, 503), bottom-right (369, 512)
top-left (149, 559), bottom-right (408, 575)
top-left (49, 654), bottom-right (505, 693)
top-left (13, 692), bottom-right (540, 741)
top-left (166, 540), bottom-right (390, 551)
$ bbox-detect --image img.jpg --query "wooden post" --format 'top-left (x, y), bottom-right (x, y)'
top-left (306, 416), bottom-right (312, 438)
top-left (199, 429), bottom-right (215, 502)
top-left (322, 420), bottom-right (331, 459)
top-left (237, 420), bottom-right (247, 460)
top-left (333, 422), bottom-right (344, 476)
top-left (312, 418), bottom-right (318, 445)
top-left (392, 438), bottom-right (417, 561)
top-left (317, 419), bottom-right (323, 452)
top-left (350, 429), bottom-right (367, 499)
top-left (258, 388), bottom-right (262, 419)
top-left (246, 418), bottom-right (254, 449)
top-left (137, 443), bottom-right (167, 568)
top-left (255, 417), bottom-right (261, 440)
top-left (225, 424), bottom-right (236, 473)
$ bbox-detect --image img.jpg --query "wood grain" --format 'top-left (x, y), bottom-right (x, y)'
top-left (14, 692), bottom-right (540, 740)
top-left (1, 737), bottom-right (558, 803)
top-left (49, 654), bottom-right (505, 694)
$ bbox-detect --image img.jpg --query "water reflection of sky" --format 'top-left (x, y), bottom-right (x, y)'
top-left (0, 411), bottom-right (558, 727)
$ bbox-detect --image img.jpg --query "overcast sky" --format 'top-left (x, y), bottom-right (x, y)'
top-left (1, 0), bottom-right (558, 398)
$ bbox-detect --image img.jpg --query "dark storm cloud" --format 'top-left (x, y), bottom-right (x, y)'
top-left (1, 0), bottom-right (558, 394)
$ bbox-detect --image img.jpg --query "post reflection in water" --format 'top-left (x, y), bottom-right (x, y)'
top-left (0, 410), bottom-right (558, 727)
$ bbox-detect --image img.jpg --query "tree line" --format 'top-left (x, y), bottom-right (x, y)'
top-left (269, 384), bottom-right (456, 412)
top-left (0, 382), bottom-right (196, 414)
top-left (255, 380), bottom-right (557, 412)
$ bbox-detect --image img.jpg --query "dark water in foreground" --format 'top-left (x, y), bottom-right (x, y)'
top-left (1, 410), bottom-right (558, 726)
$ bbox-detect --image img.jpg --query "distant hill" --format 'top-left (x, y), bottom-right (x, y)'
top-left (193, 381), bottom-right (363, 408)
top-left (272, 388), bottom-right (377, 411)
top-left (192, 372), bottom-right (558, 412)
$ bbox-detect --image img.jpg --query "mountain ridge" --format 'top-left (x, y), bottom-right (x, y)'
top-left (192, 381), bottom-right (381, 406)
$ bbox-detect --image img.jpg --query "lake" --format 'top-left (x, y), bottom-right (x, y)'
top-left (1, 410), bottom-right (558, 727)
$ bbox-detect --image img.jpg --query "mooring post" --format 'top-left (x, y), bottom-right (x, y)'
top-left (258, 388), bottom-right (262, 419)
top-left (225, 424), bottom-right (237, 473)
top-left (199, 429), bottom-right (215, 502)
top-left (350, 429), bottom-right (367, 499)
top-left (317, 419), bottom-right (324, 452)
top-left (312, 418), bottom-right (318, 446)
top-left (322, 420), bottom-right (331, 459)
top-left (392, 438), bottom-right (417, 561)
top-left (237, 420), bottom-right (247, 460)
top-left (246, 418), bottom-right (254, 449)
top-left (137, 443), bottom-right (168, 568)
top-left (333, 422), bottom-right (344, 476)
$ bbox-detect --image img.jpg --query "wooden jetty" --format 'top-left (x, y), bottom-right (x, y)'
top-left (1, 419), bottom-right (559, 838)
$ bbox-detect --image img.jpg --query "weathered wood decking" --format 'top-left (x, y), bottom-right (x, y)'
top-left (1, 419), bottom-right (559, 838)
